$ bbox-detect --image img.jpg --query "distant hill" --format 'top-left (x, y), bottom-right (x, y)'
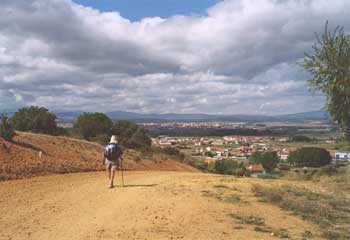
top-left (272, 111), bottom-right (331, 122)
top-left (1, 109), bottom-right (331, 123)
top-left (106, 110), bottom-right (331, 123)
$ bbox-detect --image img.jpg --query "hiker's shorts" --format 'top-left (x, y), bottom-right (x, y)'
top-left (105, 159), bottom-right (119, 171)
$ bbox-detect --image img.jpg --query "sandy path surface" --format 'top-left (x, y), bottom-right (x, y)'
top-left (0, 171), bottom-right (322, 240)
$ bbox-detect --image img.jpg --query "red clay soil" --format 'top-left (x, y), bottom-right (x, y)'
top-left (0, 132), bottom-right (197, 181)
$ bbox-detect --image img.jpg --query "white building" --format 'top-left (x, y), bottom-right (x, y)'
top-left (334, 152), bottom-right (350, 164)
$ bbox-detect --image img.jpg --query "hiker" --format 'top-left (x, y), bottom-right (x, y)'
top-left (104, 135), bottom-right (123, 188)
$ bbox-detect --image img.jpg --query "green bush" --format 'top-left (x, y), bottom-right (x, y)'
top-left (257, 173), bottom-right (280, 179)
top-left (127, 128), bottom-right (152, 151)
top-left (288, 147), bottom-right (331, 167)
top-left (157, 147), bottom-right (185, 160)
top-left (194, 162), bottom-right (208, 171)
top-left (278, 163), bottom-right (291, 171)
top-left (112, 120), bottom-right (151, 151)
top-left (112, 120), bottom-right (138, 144)
top-left (233, 167), bottom-right (246, 176)
top-left (11, 106), bottom-right (59, 135)
top-left (207, 162), bottom-right (216, 173)
top-left (212, 159), bottom-right (245, 176)
top-left (55, 126), bottom-right (70, 136)
top-left (291, 135), bottom-right (312, 142)
top-left (0, 114), bottom-right (15, 141)
top-left (250, 151), bottom-right (279, 171)
top-left (91, 134), bottom-right (110, 145)
top-left (74, 112), bottom-right (113, 140)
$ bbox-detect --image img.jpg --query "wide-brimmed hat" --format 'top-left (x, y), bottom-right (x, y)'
top-left (110, 135), bottom-right (118, 144)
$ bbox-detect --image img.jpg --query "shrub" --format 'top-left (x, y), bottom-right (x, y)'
top-left (11, 106), bottom-right (58, 135)
top-left (233, 167), bottom-right (246, 176)
top-left (278, 163), bottom-right (291, 171)
top-left (291, 135), bottom-right (312, 142)
top-left (91, 134), bottom-right (110, 145)
top-left (74, 112), bottom-right (113, 140)
top-left (207, 162), bottom-right (216, 173)
top-left (152, 147), bottom-right (185, 161)
top-left (256, 173), bottom-right (280, 179)
top-left (127, 128), bottom-right (152, 151)
top-left (250, 151), bottom-right (279, 171)
top-left (112, 120), bottom-right (138, 145)
top-left (215, 159), bottom-right (234, 174)
top-left (210, 160), bottom-right (245, 176)
top-left (288, 147), bottom-right (331, 167)
top-left (0, 114), bottom-right (15, 141)
top-left (55, 126), bottom-right (69, 136)
top-left (158, 147), bottom-right (185, 160)
top-left (112, 120), bottom-right (151, 151)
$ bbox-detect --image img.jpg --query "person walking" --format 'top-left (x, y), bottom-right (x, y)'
top-left (104, 135), bottom-right (123, 188)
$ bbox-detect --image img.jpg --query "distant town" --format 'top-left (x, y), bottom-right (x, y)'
top-left (152, 134), bottom-right (349, 166)
top-left (141, 121), bottom-right (246, 129)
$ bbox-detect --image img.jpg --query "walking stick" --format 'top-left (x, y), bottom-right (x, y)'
top-left (120, 157), bottom-right (124, 187)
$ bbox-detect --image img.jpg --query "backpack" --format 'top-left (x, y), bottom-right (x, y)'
top-left (104, 143), bottom-right (123, 161)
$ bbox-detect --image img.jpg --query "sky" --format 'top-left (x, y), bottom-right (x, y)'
top-left (1, 0), bottom-right (350, 115)
top-left (73, 0), bottom-right (222, 21)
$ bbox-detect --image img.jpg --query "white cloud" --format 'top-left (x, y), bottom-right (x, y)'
top-left (1, 0), bottom-right (349, 114)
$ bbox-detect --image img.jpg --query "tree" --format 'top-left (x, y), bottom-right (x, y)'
top-left (128, 128), bottom-right (152, 150)
top-left (291, 135), bottom-right (312, 142)
top-left (213, 159), bottom-right (244, 176)
top-left (159, 147), bottom-right (185, 160)
top-left (112, 120), bottom-right (151, 151)
top-left (11, 106), bottom-right (58, 135)
top-left (215, 160), bottom-right (228, 175)
top-left (288, 147), bottom-right (331, 167)
top-left (74, 112), bottom-right (113, 140)
top-left (112, 120), bottom-right (138, 146)
top-left (207, 162), bottom-right (216, 173)
top-left (91, 134), bottom-right (110, 145)
top-left (301, 22), bottom-right (350, 142)
top-left (0, 114), bottom-right (15, 141)
top-left (250, 151), bottom-right (279, 171)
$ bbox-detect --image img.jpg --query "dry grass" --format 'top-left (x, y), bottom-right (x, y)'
top-left (230, 213), bottom-right (290, 238)
top-left (252, 181), bottom-right (350, 240)
top-left (202, 187), bottom-right (244, 204)
top-left (0, 133), bottom-right (197, 181)
top-left (230, 214), bottom-right (265, 226)
top-left (213, 184), bottom-right (230, 189)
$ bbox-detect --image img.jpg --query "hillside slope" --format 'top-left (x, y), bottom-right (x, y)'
top-left (0, 133), bottom-right (196, 181)
top-left (0, 172), bottom-right (322, 240)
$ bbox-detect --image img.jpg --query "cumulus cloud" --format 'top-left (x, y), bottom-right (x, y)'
top-left (0, 0), bottom-right (349, 114)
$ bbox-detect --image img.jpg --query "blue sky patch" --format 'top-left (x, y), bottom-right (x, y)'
top-left (73, 0), bottom-right (222, 21)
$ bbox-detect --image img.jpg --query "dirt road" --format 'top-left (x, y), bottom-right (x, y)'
top-left (0, 172), bottom-right (322, 240)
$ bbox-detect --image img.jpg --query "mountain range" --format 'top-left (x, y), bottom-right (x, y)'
top-left (56, 110), bottom-right (330, 123)
top-left (1, 109), bottom-right (331, 123)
